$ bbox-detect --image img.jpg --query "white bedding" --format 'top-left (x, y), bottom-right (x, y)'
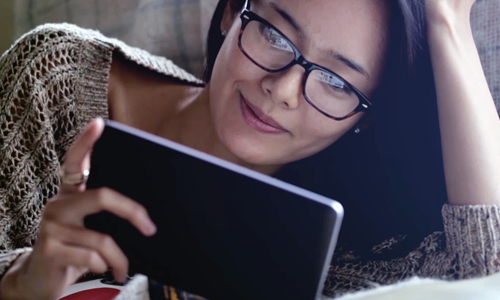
top-left (330, 272), bottom-right (500, 300)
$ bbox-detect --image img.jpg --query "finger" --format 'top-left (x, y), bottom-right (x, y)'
top-left (60, 118), bottom-right (104, 193)
top-left (45, 188), bottom-right (157, 237)
top-left (47, 222), bottom-right (129, 282)
top-left (60, 154), bottom-right (92, 194)
top-left (33, 237), bottom-right (108, 276)
top-left (54, 242), bottom-right (109, 275)
top-left (63, 118), bottom-right (104, 173)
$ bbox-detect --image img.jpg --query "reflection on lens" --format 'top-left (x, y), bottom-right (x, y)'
top-left (306, 70), bottom-right (359, 118)
top-left (240, 18), bottom-right (363, 119)
top-left (241, 20), bottom-right (295, 70)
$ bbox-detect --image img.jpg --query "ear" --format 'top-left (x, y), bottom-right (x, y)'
top-left (220, 0), bottom-right (239, 34)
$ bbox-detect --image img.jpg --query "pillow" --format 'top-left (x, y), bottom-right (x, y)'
top-left (14, 0), bottom-right (212, 77)
top-left (13, 0), bottom-right (500, 111)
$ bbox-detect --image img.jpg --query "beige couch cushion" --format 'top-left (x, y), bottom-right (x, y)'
top-left (13, 0), bottom-right (218, 77)
top-left (471, 0), bottom-right (500, 111)
top-left (13, 0), bottom-right (500, 110)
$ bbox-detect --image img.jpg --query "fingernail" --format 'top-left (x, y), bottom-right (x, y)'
top-left (119, 274), bottom-right (128, 283)
top-left (144, 220), bottom-right (157, 235)
top-left (95, 117), bottom-right (104, 125)
top-left (114, 272), bottom-right (126, 284)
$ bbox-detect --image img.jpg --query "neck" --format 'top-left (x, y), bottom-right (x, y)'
top-left (159, 85), bottom-right (283, 176)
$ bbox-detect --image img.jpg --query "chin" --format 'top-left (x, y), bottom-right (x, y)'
top-left (224, 134), bottom-right (277, 165)
top-left (216, 127), bottom-right (287, 167)
top-left (210, 90), bottom-right (304, 166)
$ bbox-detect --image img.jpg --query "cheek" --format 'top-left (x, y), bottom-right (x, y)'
top-left (291, 111), bottom-right (361, 158)
top-left (210, 27), bottom-right (261, 91)
top-left (207, 29), bottom-right (364, 165)
top-left (209, 35), bottom-right (249, 131)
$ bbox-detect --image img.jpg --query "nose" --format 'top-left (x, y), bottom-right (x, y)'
top-left (261, 65), bottom-right (304, 110)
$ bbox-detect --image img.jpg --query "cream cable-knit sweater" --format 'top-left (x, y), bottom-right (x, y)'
top-left (0, 24), bottom-right (500, 300)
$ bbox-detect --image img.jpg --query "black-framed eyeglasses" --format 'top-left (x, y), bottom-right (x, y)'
top-left (237, 0), bottom-right (372, 121)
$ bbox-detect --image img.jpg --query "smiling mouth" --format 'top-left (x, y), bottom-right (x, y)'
top-left (240, 94), bottom-right (288, 134)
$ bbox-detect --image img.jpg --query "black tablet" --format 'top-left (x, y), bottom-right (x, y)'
top-left (84, 120), bottom-right (343, 300)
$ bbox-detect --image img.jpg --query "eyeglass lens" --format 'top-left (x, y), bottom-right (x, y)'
top-left (240, 19), bottom-right (360, 119)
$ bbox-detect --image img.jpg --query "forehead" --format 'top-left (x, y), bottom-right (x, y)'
top-left (251, 0), bottom-right (391, 79)
top-left (252, 0), bottom-right (390, 34)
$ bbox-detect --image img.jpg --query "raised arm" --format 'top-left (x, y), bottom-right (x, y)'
top-left (0, 24), bottom-right (112, 280)
top-left (426, 0), bottom-right (500, 206)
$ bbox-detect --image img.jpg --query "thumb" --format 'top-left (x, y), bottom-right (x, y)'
top-left (60, 118), bottom-right (105, 194)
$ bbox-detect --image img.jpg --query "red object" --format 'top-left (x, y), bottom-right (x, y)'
top-left (59, 288), bottom-right (121, 300)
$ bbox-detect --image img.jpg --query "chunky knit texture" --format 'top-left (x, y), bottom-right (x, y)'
top-left (0, 24), bottom-right (500, 299)
top-left (0, 22), bottom-right (202, 278)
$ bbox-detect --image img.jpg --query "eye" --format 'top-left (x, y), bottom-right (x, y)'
top-left (259, 24), bottom-right (293, 52)
top-left (316, 71), bottom-right (352, 95)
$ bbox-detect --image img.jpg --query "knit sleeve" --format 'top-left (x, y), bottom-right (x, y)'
top-left (0, 24), bottom-right (113, 279)
top-left (441, 204), bottom-right (500, 277)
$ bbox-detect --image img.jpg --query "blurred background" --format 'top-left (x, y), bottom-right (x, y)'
top-left (0, 0), bottom-right (498, 107)
top-left (0, 0), bottom-right (14, 54)
top-left (0, 0), bottom-right (219, 77)
top-left (0, 0), bottom-right (498, 258)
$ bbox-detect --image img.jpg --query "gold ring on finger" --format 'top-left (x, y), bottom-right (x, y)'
top-left (58, 168), bottom-right (90, 185)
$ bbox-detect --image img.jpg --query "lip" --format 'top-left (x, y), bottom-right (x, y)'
top-left (240, 94), bottom-right (288, 134)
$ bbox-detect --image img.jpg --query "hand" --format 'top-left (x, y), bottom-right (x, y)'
top-left (425, 0), bottom-right (477, 25)
top-left (0, 118), bottom-right (157, 300)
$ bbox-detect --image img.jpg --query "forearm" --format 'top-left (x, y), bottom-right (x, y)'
top-left (427, 10), bottom-right (500, 205)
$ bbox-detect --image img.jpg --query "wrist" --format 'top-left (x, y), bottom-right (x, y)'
top-left (426, 2), bottom-right (473, 32)
top-left (426, 10), bottom-right (474, 46)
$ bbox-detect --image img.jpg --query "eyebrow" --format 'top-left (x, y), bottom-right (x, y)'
top-left (268, 2), bottom-right (370, 79)
top-left (329, 50), bottom-right (370, 78)
top-left (269, 3), bottom-right (304, 37)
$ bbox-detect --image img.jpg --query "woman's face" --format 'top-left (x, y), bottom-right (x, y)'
top-left (209, 0), bottom-right (391, 166)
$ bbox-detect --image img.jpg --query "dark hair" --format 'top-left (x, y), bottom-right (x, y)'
top-left (203, 0), bottom-right (446, 253)
top-left (203, 0), bottom-right (425, 82)
top-left (203, 0), bottom-right (244, 82)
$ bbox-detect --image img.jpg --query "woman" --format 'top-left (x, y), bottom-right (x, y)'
top-left (0, 0), bottom-right (499, 299)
